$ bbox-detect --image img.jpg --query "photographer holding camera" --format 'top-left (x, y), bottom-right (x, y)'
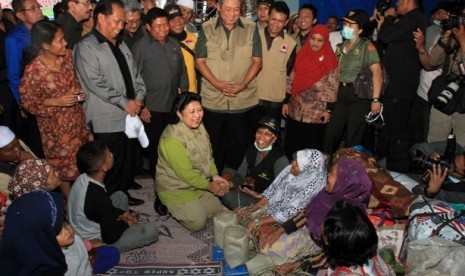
top-left (375, 0), bottom-right (426, 172)
top-left (409, 136), bottom-right (465, 203)
top-left (427, 10), bottom-right (465, 148)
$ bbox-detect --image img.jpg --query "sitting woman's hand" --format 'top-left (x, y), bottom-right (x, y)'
top-left (212, 175), bottom-right (233, 191)
top-left (235, 206), bottom-right (255, 221)
top-left (246, 219), bottom-right (257, 237)
top-left (238, 185), bottom-right (261, 199)
top-left (259, 226), bottom-right (284, 249)
top-left (207, 179), bottom-right (229, 197)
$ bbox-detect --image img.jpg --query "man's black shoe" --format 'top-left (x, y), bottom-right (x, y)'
top-left (154, 196), bottom-right (168, 216)
top-left (128, 195), bottom-right (144, 206)
top-left (129, 181), bottom-right (143, 190)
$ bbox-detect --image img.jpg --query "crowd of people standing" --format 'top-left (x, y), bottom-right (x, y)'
top-left (1, 0), bottom-right (465, 274)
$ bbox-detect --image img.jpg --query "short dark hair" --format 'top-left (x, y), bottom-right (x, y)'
top-left (93, 0), bottom-right (124, 22)
top-left (11, 0), bottom-right (26, 13)
top-left (269, 1), bottom-right (290, 19)
top-left (298, 3), bottom-right (317, 19)
top-left (76, 141), bottom-right (108, 174)
top-left (323, 200), bottom-right (378, 268)
top-left (60, 0), bottom-right (71, 10)
top-left (327, 15), bottom-right (338, 22)
top-left (145, 7), bottom-right (168, 25)
top-left (169, 92), bottom-right (202, 124)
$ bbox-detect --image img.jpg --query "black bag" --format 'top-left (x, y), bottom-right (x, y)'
top-left (427, 74), bottom-right (465, 115)
top-left (352, 39), bottom-right (389, 100)
top-left (354, 65), bottom-right (389, 100)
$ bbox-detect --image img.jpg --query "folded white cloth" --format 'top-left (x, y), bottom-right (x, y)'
top-left (125, 115), bottom-right (149, 148)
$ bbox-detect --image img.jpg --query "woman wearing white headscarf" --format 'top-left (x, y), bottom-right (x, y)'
top-left (236, 149), bottom-right (327, 234)
top-left (233, 149), bottom-right (326, 272)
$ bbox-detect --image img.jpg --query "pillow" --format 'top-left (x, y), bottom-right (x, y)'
top-left (334, 148), bottom-right (418, 218)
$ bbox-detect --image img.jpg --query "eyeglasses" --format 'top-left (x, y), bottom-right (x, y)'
top-left (74, 1), bottom-right (92, 7)
top-left (21, 4), bottom-right (42, 12)
top-left (365, 104), bottom-right (385, 129)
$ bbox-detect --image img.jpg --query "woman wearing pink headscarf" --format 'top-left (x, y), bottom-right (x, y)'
top-left (282, 24), bottom-right (339, 158)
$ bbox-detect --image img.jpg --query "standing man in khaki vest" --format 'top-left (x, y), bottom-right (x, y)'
top-left (255, 1), bottom-right (296, 122)
top-left (195, 0), bottom-right (262, 172)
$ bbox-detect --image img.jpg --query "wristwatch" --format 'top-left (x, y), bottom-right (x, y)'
top-left (372, 97), bottom-right (380, 103)
top-left (255, 218), bottom-right (260, 228)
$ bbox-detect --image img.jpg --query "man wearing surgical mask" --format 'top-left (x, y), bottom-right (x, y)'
top-left (426, 2), bottom-right (451, 50)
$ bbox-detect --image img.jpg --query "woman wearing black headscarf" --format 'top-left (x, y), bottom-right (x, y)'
top-left (0, 190), bottom-right (67, 275)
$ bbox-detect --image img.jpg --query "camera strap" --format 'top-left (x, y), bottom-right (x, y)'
top-left (441, 46), bottom-right (456, 77)
top-left (437, 38), bottom-right (452, 53)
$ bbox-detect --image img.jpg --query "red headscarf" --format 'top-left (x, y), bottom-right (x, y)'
top-left (292, 24), bottom-right (338, 98)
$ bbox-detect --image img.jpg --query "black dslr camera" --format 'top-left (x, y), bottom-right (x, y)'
top-left (413, 153), bottom-right (452, 171)
top-left (376, 0), bottom-right (391, 14)
top-left (441, 13), bottom-right (465, 32)
top-left (413, 135), bottom-right (456, 182)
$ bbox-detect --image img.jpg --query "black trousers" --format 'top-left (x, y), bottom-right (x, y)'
top-left (94, 132), bottom-right (137, 195)
top-left (0, 84), bottom-right (21, 134)
top-left (144, 111), bottom-right (169, 178)
top-left (0, 85), bottom-right (44, 158)
top-left (203, 109), bottom-right (251, 172)
top-left (285, 117), bottom-right (326, 159)
top-left (377, 97), bottom-right (413, 159)
top-left (323, 85), bottom-right (371, 155)
top-left (408, 95), bottom-right (431, 145)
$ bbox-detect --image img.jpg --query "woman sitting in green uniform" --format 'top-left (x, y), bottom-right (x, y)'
top-left (155, 92), bottom-right (229, 231)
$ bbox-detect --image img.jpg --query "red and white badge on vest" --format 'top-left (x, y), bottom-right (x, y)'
top-left (184, 40), bottom-right (195, 47)
top-left (280, 44), bottom-right (288, 53)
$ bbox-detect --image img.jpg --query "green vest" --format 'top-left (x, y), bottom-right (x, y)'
top-left (257, 30), bottom-right (296, 102)
top-left (156, 123), bottom-right (213, 197)
top-left (201, 17), bottom-right (258, 111)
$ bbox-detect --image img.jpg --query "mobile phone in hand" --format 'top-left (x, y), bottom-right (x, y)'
top-left (240, 184), bottom-right (255, 190)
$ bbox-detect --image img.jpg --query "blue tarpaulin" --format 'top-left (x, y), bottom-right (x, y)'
top-left (298, 0), bottom-right (453, 25)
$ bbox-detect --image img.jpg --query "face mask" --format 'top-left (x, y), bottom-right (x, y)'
top-left (433, 20), bottom-right (441, 26)
top-left (342, 25), bottom-right (356, 40)
top-left (254, 141), bottom-right (273, 152)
